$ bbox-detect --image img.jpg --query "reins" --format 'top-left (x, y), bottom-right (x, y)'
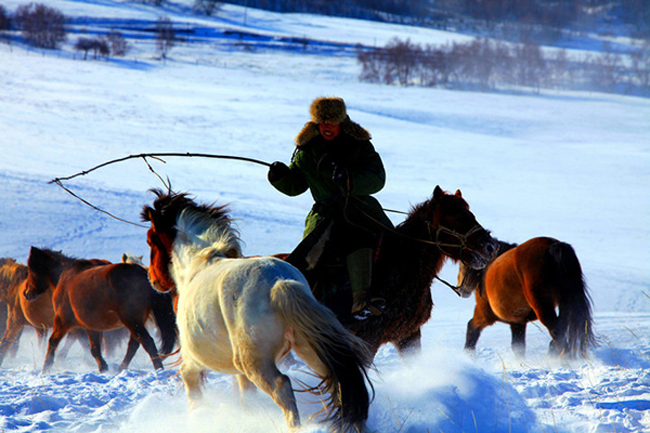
top-left (50, 153), bottom-right (273, 228)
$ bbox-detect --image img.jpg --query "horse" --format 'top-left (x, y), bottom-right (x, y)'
top-left (456, 237), bottom-right (596, 358)
top-left (23, 247), bottom-right (177, 373)
top-left (0, 257), bottom-right (52, 365)
top-left (288, 185), bottom-right (499, 359)
top-left (141, 189), bottom-right (373, 433)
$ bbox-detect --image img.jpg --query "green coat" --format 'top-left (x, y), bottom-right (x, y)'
top-left (270, 122), bottom-right (393, 240)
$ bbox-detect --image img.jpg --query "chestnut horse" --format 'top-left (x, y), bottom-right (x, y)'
top-left (0, 257), bottom-right (52, 365)
top-left (24, 247), bottom-right (177, 373)
top-left (141, 190), bottom-right (372, 433)
top-left (290, 186), bottom-right (499, 358)
top-left (456, 237), bottom-right (596, 358)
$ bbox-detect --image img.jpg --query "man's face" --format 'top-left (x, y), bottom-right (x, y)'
top-left (319, 122), bottom-right (341, 141)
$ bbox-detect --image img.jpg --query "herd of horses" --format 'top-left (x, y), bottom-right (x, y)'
top-left (0, 185), bottom-right (596, 432)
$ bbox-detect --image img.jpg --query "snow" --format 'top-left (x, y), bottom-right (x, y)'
top-left (1, 1), bottom-right (650, 432)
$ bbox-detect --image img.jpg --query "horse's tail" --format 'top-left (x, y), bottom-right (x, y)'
top-left (270, 279), bottom-right (373, 432)
top-left (550, 241), bottom-right (597, 357)
top-left (149, 288), bottom-right (177, 355)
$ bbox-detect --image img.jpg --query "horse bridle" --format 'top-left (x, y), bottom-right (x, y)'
top-left (429, 223), bottom-right (485, 254)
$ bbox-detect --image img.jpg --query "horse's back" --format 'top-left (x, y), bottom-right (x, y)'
top-left (59, 262), bottom-right (151, 329)
top-left (175, 256), bottom-right (307, 373)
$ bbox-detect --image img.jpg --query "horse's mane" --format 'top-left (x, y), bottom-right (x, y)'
top-left (0, 258), bottom-right (28, 293)
top-left (28, 248), bottom-right (97, 272)
top-left (141, 189), bottom-right (231, 235)
top-left (397, 189), bottom-right (469, 233)
top-left (142, 189), bottom-right (241, 261)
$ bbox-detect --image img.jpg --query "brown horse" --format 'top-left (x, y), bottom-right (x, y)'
top-left (456, 237), bottom-right (596, 358)
top-left (0, 257), bottom-right (52, 365)
top-left (24, 247), bottom-right (177, 373)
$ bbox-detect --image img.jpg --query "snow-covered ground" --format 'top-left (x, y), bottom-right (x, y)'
top-left (1, 1), bottom-right (649, 432)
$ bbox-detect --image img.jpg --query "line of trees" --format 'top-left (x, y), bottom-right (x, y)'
top-left (358, 37), bottom-right (650, 96)
top-left (219, 0), bottom-right (650, 40)
top-left (0, 3), bottom-right (180, 61)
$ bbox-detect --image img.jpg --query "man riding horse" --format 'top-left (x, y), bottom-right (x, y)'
top-left (268, 96), bottom-right (393, 318)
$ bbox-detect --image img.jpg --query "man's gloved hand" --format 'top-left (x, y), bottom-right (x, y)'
top-left (267, 161), bottom-right (290, 182)
top-left (332, 164), bottom-right (351, 191)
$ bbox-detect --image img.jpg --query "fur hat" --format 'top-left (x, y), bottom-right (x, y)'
top-left (310, 97), bottom-right (348, 124)
top-left (296, 97), bottom-right (371, 146)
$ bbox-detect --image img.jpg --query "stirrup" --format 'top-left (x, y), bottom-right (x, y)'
top-left (352, 298), bottom-right (386, 320)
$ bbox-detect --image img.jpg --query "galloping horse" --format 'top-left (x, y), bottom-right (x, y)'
top-left (299, 186), bottom-right (499, 358)
top-left (456, 237), bottom-right (596, 358)
top-left (142, 190), bottom-right (373, 433)
top-left (0, 257), bottom-right (51, 365)
top-left (24, 247), bottom-right (177, 373)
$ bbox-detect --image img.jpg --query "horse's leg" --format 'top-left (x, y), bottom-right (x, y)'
top-left (0, 318), bottom-right (24, 366)
top-left (394, 329), bottom-right (421, 358)
top-left (118, 334), bottom-right (140, 371)
top-left (524, 283), bottom-right (565, 356)
top-left (465, 318), bottom-right (484, 351)
top-left (180, 359), bottom-right (205, 408)
top-left (86, 330), bottom-right (109, 373)
top-left (123, 321), bottom-right (163, 370)
top-left (234, 374), bottom-right (257, 406)
top-left (43, 317), bottom-right (71, 373)
top-left (56, 328), bottom-right (87, 360)
top-left (236, 348), bottom-right (300, 430)
top-left (35, 327), bottom-right (48, 349)
top-left (510, 323), bottom-right (527, 358)
top-left (7, 328), bottom-right (24, 359)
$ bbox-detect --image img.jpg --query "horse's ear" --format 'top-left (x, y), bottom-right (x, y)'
top-left (141, 206), bottom-right (155, 224)
top-left (455, 189), bottom-right (463, 198)
top-left (121, 253), bottom-right (127, 263)
top-left (433, 185), bottom-right (444, 201)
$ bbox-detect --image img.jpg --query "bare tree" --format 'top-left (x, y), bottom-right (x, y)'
top-left (383, 37), bottom-right (421, 85)
top-left (74, 37), bottom-right (94, 60)
top-left (358, 48), bottom-right (386, 84)
top-left (74, 36), bottom-right (109, 60)
top-left (107, 30), bottom-right (129, 57)
top-left (194, 0), bottom-right (222, 16)
top-left (590, 42), bottom-right (623, 93)
top-left (630, 39), bottom-right (650, 95)
top-left (155, 16), bottom-right (175, 62)
top-left (0, 4), bottom-right (10, 44)
top-left (14, 3), bottom-right (66, 49)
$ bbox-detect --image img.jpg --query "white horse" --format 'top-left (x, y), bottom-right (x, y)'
top-left (141, 190), bottom-right (373, 432)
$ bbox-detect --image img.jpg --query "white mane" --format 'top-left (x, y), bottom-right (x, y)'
top-left (171, 208), bottom-right (242, 290)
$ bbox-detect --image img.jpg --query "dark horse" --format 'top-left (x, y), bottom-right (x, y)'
top-left (456, 237), bottom-right (596, 358)
top-left (295, 186), bottom-right (498, 358)
top-left (24, 247), bottom-right (177, 373)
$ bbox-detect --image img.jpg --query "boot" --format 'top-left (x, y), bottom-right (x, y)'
top-left (347, 248), bottom-right (384, 316)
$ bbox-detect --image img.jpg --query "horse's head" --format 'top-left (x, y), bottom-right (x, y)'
top-left (456, 262), bottom-right (483, 298)
top-left (425, 186), bottom-right (498, 269)
top-left (141, 188), bottom-right (233, 294)
top-left (455, 239), bottom-right (514, 297)
top-left (141, 190), bottom-right (182, 294)
top-left (24, 247), bottom-right (61, 301)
